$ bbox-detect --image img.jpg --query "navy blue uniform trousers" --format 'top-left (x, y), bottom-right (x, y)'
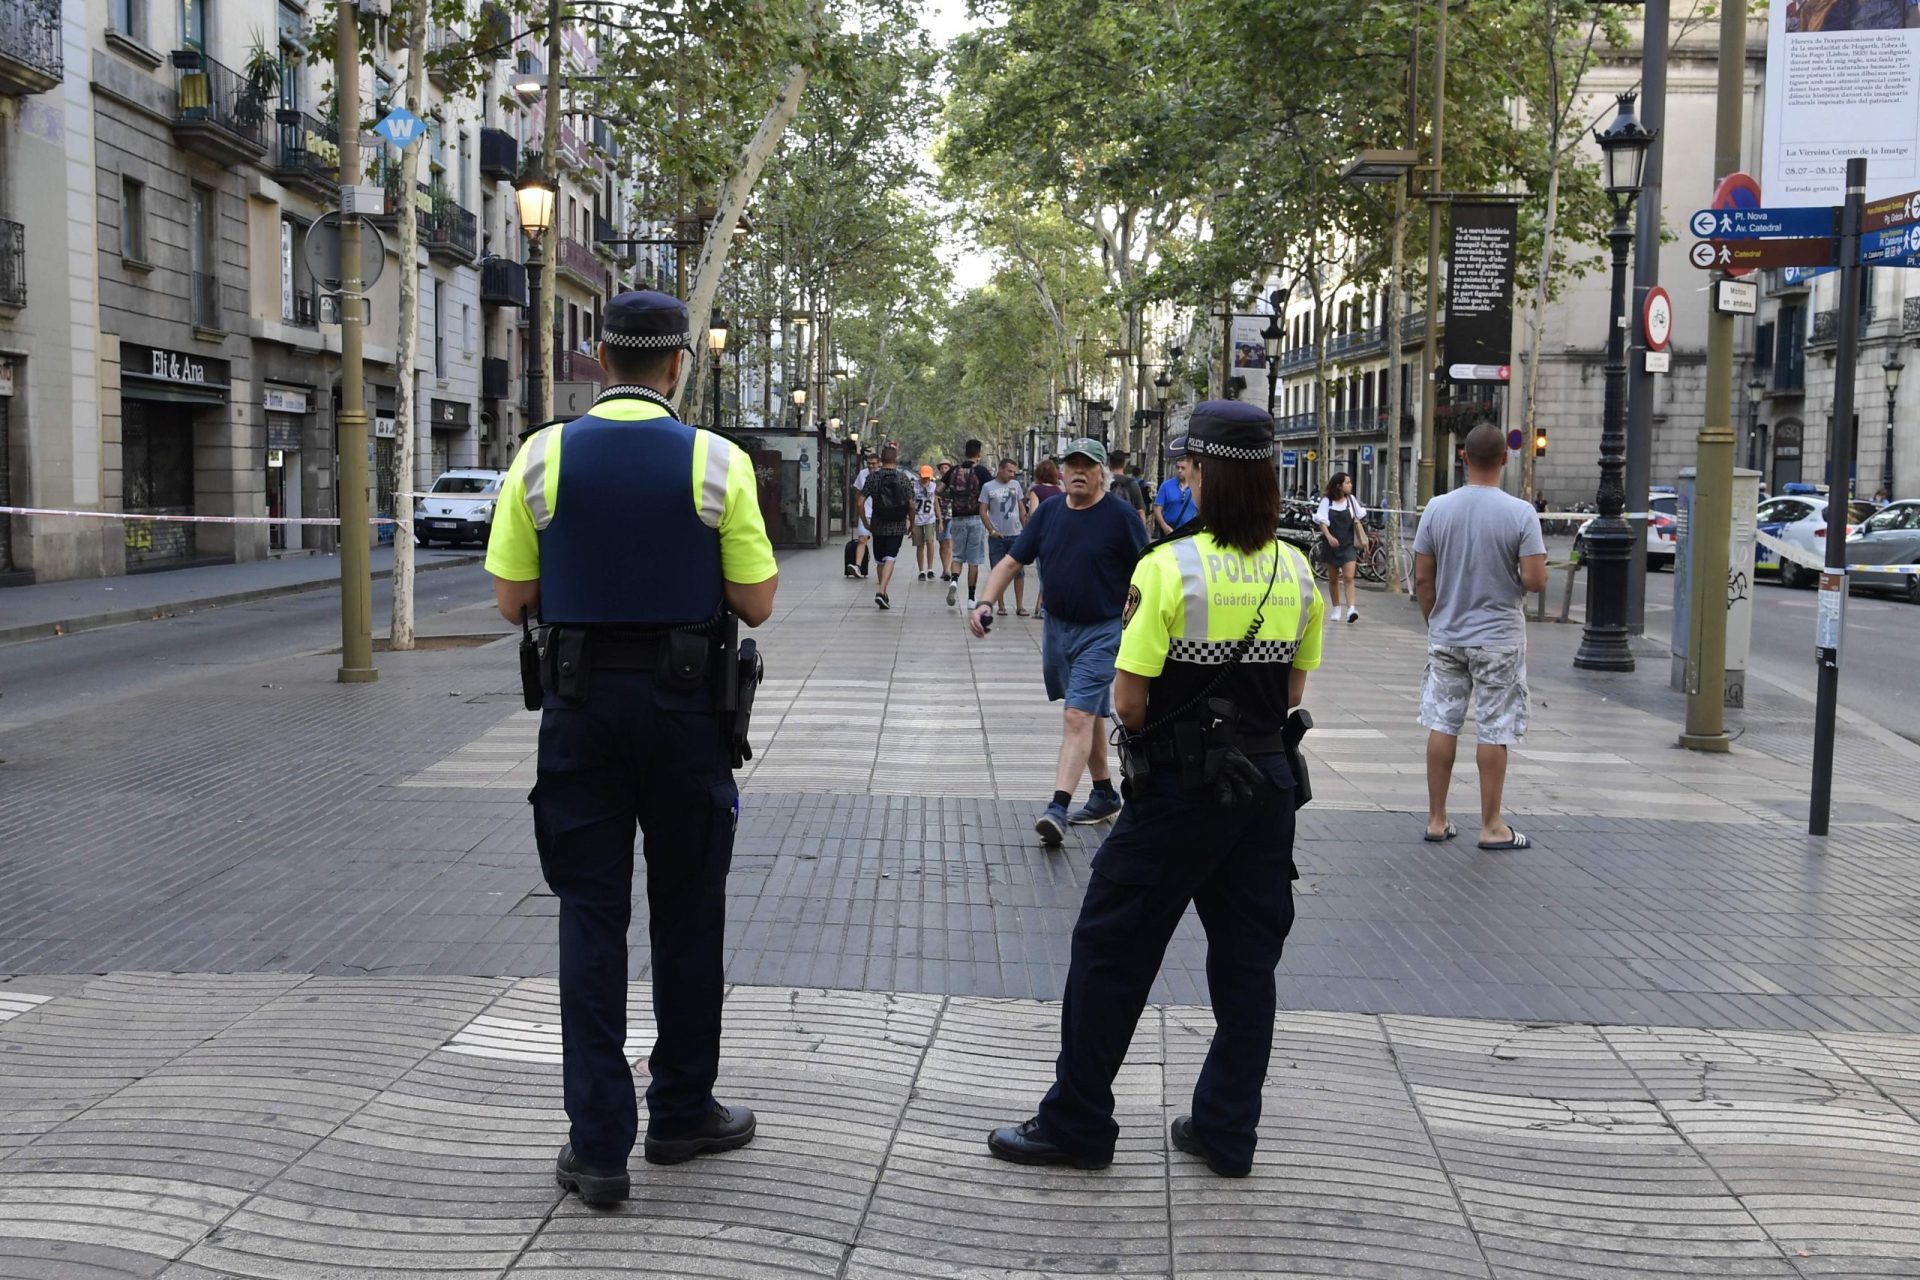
top-left (1036, 756), bottom-right (1297, 1170)
top-left (530, 669), bottom-right (737, 1168)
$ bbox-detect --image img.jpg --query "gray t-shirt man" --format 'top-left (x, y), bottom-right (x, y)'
top-left (1413, 484), bottom-right (1547, 647)
top-left (981, 477), bottom-right (1025, 538)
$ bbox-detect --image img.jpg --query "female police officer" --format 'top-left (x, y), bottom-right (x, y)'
top-left (987, 398), bottom-right (1323, 1179)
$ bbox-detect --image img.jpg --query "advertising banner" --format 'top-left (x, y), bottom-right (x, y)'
top-left (1762, 0), bottom-right (1920, 205)
top-left (1230, 313), bottom-right (1272, 407)
top-left (1444, 203), bottom-right (1518, 383)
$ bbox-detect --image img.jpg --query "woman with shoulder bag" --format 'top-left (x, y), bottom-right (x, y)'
top-left (1314, 472), bottom-right (1367, 624)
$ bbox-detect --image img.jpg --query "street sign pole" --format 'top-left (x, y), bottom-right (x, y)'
top-left (1810, 156), bottom-right (1867, 836)
top-left (1623, 0), bottom-right (1669, 631)
top-left (334, 0), bottom-right (376, 685)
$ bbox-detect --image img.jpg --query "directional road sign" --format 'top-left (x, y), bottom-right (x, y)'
top-left (1860, 248), bottom-right (1920, 269)
top-left (1863, 189), bottom-right (1920, 234)
top-left (1689, 206), bottom-right (1836, 240)
top-left (1688, 238), bottom-right (1837, 271)
top-left (1281, 450), bottom-right (1297, 466)
top-left (1782, 264), bottom-right (1836, 286)
top-left (374, 106), bottom-right (425, 148)
top-left (1859, 222), bottom-right (1920, 265)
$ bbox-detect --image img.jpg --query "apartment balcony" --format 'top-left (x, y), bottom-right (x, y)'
top-left (191, 270), bottom-right (222, 331)
top-left (0, 0), bottom-right (61, 96)
top-left (170, 50), bottom-right (272, 168)
top-left (1328, 324), bottom-right (1386, 362)
top-left (0, 219), bottom-right (24, 309)
top-left (426, 26), bottom-right (459, 89)
top-left (1275, 414), bottom-right (1316, 439)
top-left (554, 349), bottom-right (604, 385)
top-left (1275, 346), bottom-right (1317, 376)
top-left (425, 198), bottom-right (477, 264)
top-left (481, 356), bottom-right (511, 400)
top-left (479, 127), bottom-right (517, 182)
top-left (272, 110), bottom-right (340, 201)
top-left (555, 235), bottom-right (607, 293)
top-left (480, 256), bottom-right (528, 308)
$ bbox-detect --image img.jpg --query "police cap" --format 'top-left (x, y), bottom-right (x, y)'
top-left (603, 290), bottom-right (691, 352)
top-left (1186, 399), bottom-right (1274, 461)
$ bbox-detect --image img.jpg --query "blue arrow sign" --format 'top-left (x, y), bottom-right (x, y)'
top-left (1689, 206), bottom-right (1836, 240)
top-left (374, 106), bottom-right (425, 148)
top-left (1781, 264), bottom-right (1835, 286)
top-left (1281, 450), bottom-right (1298, 466)
top-left (1858, 222), bottom-right (1920, 265)
top-left (1860, 247), bottom-right (1920, 269)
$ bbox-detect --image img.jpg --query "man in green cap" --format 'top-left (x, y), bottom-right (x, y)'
top-left (969, 438), bottom-right (1148, 843)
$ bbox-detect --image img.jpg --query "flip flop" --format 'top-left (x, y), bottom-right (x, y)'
top-left (1017, 608), bottom-right (1031, 616)
top-left (1478, 829), bottom-right (1531, 850)
top-left (1423, 822), bottom-right (1457, 843)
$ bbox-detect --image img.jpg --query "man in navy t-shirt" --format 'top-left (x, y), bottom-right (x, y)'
top-left (1154, 435), bottom-right (1197, 533)
top-left (968, 438), bottom-right (1149, 845)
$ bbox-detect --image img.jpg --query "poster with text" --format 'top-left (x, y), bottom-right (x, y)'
top-left (1764, 0), bottom-right (1920, 205)
top-left (1444, 202), bottom-right (1517, 383)
top-left (1231, 312), bottom-right (1272, 406)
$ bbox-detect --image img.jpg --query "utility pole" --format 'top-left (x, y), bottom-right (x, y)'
top-left (1384, 172), bottom-right (1408, 593)
top-left (1678, 0), bottom-right (1744, 751)
top-left (1417, 0), bottom-right (1448, 506)
top-left (1623, 0), bottom-right (1669, 635)
top-left (335, 0), bottom-right (375, 682)
top-left (536, 0), bottom-right (563, 425)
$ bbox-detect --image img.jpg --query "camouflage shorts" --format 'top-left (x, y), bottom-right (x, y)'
top-left (1418, 645), bottom-right (1529, 745)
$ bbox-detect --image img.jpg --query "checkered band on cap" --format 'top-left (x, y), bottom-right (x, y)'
top-left (601, 330), bottom-right (690, 350)
top-left (1187, 437), bottom-right (1273, 461)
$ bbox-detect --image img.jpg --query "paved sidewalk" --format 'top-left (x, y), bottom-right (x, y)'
top-left (2, 972), bottom-right (1918, 1279)
top-left (0, 546), bottom-right (482, 644)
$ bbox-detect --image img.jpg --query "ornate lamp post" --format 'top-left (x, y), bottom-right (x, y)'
top-left (1575, 92), bottom-right (1656, 672)
top-left (707, 312), bottom-right (729, 432)
top-left (790, 385), bottom-right (806, 432)
top-left (1883, 350), bottom-right (1904, 498)
top-left (513, 171), bottom-right (557, 427)
top-left (1746, 377), bottom-right (1766, 471)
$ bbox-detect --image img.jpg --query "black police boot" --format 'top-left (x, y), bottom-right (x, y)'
top-left (643, 1102), bottom-right (757, 1166)
top-left (554, 1142), bottom-right (631, 1206)
top-left (986, 1118), bottom-right (1111, 1170)
top-left (1169, 1115), bottom-right (1250, 1178)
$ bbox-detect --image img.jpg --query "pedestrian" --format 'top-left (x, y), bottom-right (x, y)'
top-left (981, 457), bottom-right (1028, 617)
top-left (860, 445), bottom-right (915, 609)
top-left (1109, 450), bottom-right (1151, 529)
top-left (1412, 421), bottom-right (1548, 850)
top-left (912, 464), bottom-right (943, 580)
top-left (848, 451), bottom-right (876, 578)
top-left (1314, 472), bottom-right (1368, 624)
top-left (984, 400), bottom-right (1321, 1176)
top-left (1154, 436), bottom-right (1198, 534)
top-left (485, 289), bottom-right (778, 1207)
top-left (1025, 459), bottom-right (1064, 619)
top-left (968, 438), bottom-right (1149, 843)
top-left (943, 440), bottom-right (993, 608)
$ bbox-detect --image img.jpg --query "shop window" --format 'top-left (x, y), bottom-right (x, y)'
top-left (123, 403), bottom-right (194, 509)
top-left (120, 177), bottom-right (147, 263)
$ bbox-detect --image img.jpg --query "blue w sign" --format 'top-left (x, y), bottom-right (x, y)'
top-left (374, 107), bottom-right (425, 148)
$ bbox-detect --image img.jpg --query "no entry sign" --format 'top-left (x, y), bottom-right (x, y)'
top-left (1642, 286), bottom-right (1673, 352)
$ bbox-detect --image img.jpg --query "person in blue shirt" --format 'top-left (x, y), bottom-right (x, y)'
top-left (1154, 435), bottom-right (1197, 533)
top-left (968, 437), bottom-right (1149, 843)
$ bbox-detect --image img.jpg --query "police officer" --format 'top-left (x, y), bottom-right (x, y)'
top-left (486, 290), bottom-right (778, 1207)
top-left (987, 399), bottom-right (1322, 1178)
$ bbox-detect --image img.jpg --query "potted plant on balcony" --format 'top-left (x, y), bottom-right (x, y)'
top-left (234, 36), bottom-right (282, 130)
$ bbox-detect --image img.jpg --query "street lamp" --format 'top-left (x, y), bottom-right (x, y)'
top-left (1883, 350), bottom-right (1904, 498)
top-left (1746, 378), bottom-right (1766, 472)
top-left (514, 170), bottom-right (557, 426)
top-left (1575, 91), bottom-right (1657, 673)
top-left (1261, 314), bottom-right (1284, 418)
top-left (707, 312), bottom-right (729, 433)
top-left (791, 385), bottom-right (806, 431)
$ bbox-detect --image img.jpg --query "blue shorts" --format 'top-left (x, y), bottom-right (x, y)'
top-left (1042, 616), bottom-right (1122, 716)
top-left (988, 534), bottom-right (1025, 580)
top-left (949, 516), bottom-right (987, 567)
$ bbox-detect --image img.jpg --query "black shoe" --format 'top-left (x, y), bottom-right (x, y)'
top-left (644, 1102), bottom-right (757, 1166)
top-left (876, 592), bottom-right (890, 610)
top-left (1169, 1115), bottom-right (1250, 1178)
top-left (987, 1118), bottom-right (1111, 1170)
top-left (554, 1142), bottom-right (630, 1205)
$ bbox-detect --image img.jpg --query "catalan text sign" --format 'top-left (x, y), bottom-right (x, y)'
top-left (1444, 202), bottom-right (1518, 382)
top-left (1688, 206), bottom-right (1836, 240)
top-left (1862, 189), bottom-right (1920, 233)
top-left (1688, 238), bottom-right (1838, 271)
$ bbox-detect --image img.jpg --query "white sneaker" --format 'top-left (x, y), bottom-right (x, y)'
top-left (946, 579), bottom-right (959, 607)
top-left (966, 597), bottom-right (977, 612)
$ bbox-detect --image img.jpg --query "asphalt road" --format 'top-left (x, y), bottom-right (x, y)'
top-left (0, 562), bottom-right (504, 732)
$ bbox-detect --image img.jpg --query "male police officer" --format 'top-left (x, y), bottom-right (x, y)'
top-left (987, 400), bottom-right (1321, 1179)
top-left (487, 290), bottom-right (778, 1207)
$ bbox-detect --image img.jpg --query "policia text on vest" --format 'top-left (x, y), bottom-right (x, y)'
top-left (484, 289), bottom-right (779, 1207)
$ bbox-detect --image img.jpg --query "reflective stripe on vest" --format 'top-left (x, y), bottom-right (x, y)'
top-left (696, 433), bottom-right (733, 530)
top-left (522, 425), bottom-right (559, 530)
top-left (1169, 537), bottom-right (1209, 639)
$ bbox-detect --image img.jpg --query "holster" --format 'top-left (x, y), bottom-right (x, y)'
top-left (519, 610), bottom-right (543, 711)
top-left (1283, 707), bottom-right (1313, 810)
top-left (1198, 697), bottom-right (1241, 790)
top-left (1117, 730), bottom-right (1153, 789)
top-left (656, 628), bottom-right (710, 693)
top-left (541, 626), bottom-right (590, 702)
top-left (713, 614), bottom-right (764, 769)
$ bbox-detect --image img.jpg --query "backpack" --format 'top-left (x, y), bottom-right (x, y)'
top-left (872, 469), bottom-right (913, 524)
top-left (945, 462), bottom-right (982, 518)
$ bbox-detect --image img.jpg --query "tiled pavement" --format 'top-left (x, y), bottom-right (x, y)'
top-left (4, 544), bottom-right (1920, 1275)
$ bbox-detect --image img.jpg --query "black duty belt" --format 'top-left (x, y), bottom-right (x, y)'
top-left (567, 624), bottom-right (708, 671)
top-left (1144, 727), bottom-right (1289, 761)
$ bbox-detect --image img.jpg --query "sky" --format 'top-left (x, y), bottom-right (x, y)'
top-left (918, 0), bottom-right (997, 294)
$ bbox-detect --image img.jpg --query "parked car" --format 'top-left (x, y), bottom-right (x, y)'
top-left (1755, 493), bottom-right (1878, 587)
top-left (1574, 489), bottom-right (1677, 570)
top-left (1846, 499), bottom-right (1920, 604)
top-left (414, 469), bottom-right (503, 547)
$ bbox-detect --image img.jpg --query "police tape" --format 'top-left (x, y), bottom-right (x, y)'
top-left (1367, 507), bottom-right (1654, 521)
top-left (0, 504), bottom-right (409, 529)
top-left (1752, 527), bottom-right (1920, 576)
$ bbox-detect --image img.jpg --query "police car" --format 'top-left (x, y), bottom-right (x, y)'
top-left (414, 469), bottom-right (503, 547)
top-left (1574, 487), bottom-right (1677, 570)
top-left (1754, 488), bottom-right (1878, 588)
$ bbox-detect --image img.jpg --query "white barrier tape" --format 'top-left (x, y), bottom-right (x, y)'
top-left (1363, 507), bottom-right (1653, 521)
top-left (1752, 527), bottom-right (1920, 576)
top-left (0, 504), bottom-right (408, 529)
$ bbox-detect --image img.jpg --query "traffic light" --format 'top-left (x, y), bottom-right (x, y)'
top-left (1533, 428), bottom-right (1548, 458)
